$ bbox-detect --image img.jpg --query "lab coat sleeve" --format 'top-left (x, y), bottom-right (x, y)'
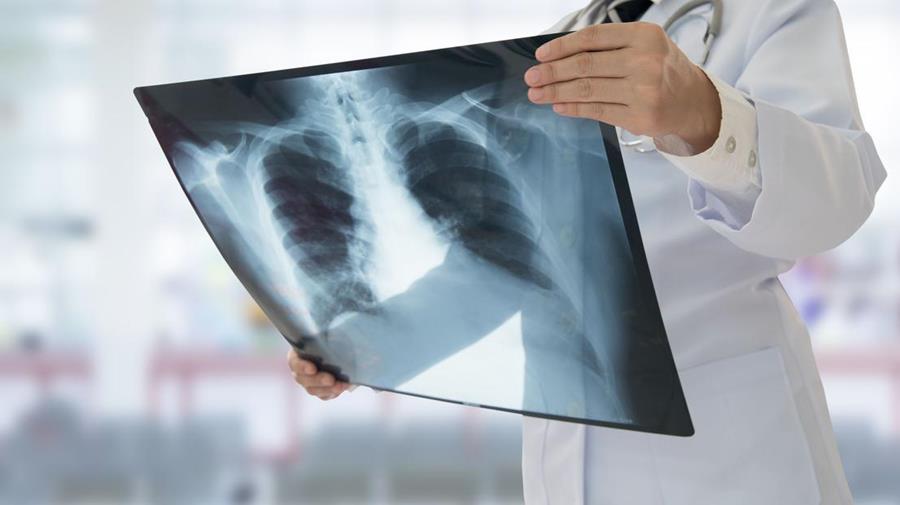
top-left (661, 71), bottom-right (762, 227)
top-left (684, 0), bottom-right (886, 260)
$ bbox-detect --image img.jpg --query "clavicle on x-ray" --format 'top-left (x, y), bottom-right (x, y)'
top-left (135, 33), bottom-right (693, 436)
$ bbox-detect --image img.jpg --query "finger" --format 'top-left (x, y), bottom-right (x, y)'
top-left (292, 370), bottom-right (335, 388)
top-left (552, 102), bottom-right (632, 127)
top-left (524, 49), bottom-right (632, 86)
top-left (528, 78), bottom-right (631, 105)
top-left (306, 384), bottom-right (346, 398)
top-left (308, 381), bottom-right (352, 398)
top-left (287, 347), bottom-right (299, 369)
top-left (536, 24), bottom-right (636, 62)
top-left (287, 352), bottom-right (318, 376)
top-left (311, 390), bottom-right (337, 400)
top-left (291, 372), bottom-right (316, 388)
top-left (305, 371), bottom-right (336, 387)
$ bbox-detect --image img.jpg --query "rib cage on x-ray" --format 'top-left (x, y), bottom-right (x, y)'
top-left (262, 129), bottom-right (378, 331)
top-left (385, 117), bottom-right (554, 292)
top-left (176, 73), bottom-right (556, 336)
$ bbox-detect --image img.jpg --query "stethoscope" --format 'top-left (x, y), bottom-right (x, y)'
top-left (557, 0), bottom-right (724, 153)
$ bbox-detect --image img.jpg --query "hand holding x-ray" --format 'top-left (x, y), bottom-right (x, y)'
top-left (288, 347), bottom-right (353, 400)
top-left (525, 22), bottom-right (721, 156)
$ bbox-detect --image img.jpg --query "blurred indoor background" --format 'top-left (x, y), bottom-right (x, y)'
top-left (0, 0), bottom-right (897, 504)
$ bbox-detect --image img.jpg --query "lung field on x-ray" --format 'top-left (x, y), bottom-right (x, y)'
top-left (174, 71), bottom-right (552, 337)
top-left (263, 129), bottom-right (378, 332)
top-left (386, 117), bottom-right (553, 291)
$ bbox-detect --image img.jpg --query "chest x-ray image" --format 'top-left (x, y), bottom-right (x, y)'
top-left (135, 33), bottom-right (693, 436)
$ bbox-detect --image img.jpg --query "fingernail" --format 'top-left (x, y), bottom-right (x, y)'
top-left (524, 67), bottom-right (541, 85)
top-left (536, 45), bottom-right (549, 60)
top-left (528, 87), bottom-right (544, 101)
top-left (553, 103), bottom-right (568, 114)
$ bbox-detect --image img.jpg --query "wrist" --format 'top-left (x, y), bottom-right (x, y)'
top-left (673, 65), bottom-right (722, 154)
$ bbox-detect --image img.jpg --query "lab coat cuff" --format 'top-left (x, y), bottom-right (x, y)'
top-left (687, 178), bottom-right (761, 232)
top-left (661, 70), bottom-right (761, 195)
top-left (692, 98), bottom-right (885, 260)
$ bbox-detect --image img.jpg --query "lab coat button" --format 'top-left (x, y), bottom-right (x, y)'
top-left (748, 149), bottom-right (757, 168)
top-left (725, 136), bottom-right (737, 154)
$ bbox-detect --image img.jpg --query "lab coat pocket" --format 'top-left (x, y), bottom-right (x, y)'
top-left (651, 347), bottom-right (821, 504)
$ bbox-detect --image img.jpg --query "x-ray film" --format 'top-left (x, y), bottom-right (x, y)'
top-left (135, 33), bottom-right (693, 436)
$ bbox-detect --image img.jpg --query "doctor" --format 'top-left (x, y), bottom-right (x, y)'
top-left (289, 0), bottom-right (887, 502)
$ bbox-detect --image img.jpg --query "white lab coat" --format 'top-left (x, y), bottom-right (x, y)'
top-left (524, 0), bottom-right (887, 503)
